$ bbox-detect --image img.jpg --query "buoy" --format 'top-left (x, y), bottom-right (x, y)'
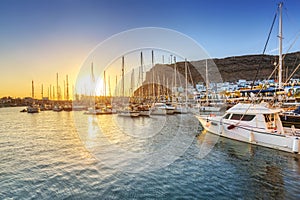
top-left (292, 138), bottom-right (299, 153)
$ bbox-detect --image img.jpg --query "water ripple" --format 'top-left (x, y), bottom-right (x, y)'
top-left (0, 107), bottom-right (299, 199)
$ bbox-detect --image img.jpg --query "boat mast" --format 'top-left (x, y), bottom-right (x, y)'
top-left (115, 75), bottom-right (118, 96)
top-left (185, 58), bottom-right (188, 104)
top-left (66, 75), bottom-right (69, 100)
top-left (108, 76), bottom-right (111, 97)
top-left (56, 73), bottom-right (59, 100)
top-left (90, 63), bottom-right (95, 107)
top-left (41, 84), bottom-right (43, 99)
top-left (32, 80), bottom-right (34, 99)
top-left (131, 69), bottom-right (135, 96)
top-left (104, 70), bottom-right (106, 97)
top-left (152, 50), bottom-right (155, 99)
top-left (205, 59), bottom-right (209, 105)
top-left (278, 2), bottom-right (283, 89)
top-left (174, 56), bottom-right (177, 102)
top-left (62, 80), bottom-right (66, 100)
top-left (122, 56), bottom-right (125, 97)
top-left (140, 51), bottom-right (144, 101)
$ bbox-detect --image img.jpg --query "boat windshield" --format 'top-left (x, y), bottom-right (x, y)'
top-left (224, 113), bottom-right (231, 119)
top-left (230, 114), bottom-right (255, 121)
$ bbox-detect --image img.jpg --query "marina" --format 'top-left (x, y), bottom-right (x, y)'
top-left (1, 107), bottom-right (300, 199)
top-left (2, 1), bottom-right (300, 199)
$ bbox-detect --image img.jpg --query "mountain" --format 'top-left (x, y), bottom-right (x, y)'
top-left (144, 51), bottom-right (300, 86)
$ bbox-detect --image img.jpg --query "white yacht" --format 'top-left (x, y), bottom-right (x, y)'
top-left (173, 103), bottom-right (189, 114)
top-left (151, 103), bottom-right (167, 115)
top-left (84, 107), bottom-right (114, 115)
top-left (117, 107), bottom-right (140, 117)
top-left (151, 103), bottom-right (175, 115)
top-left (137, 104), bottom-right (152, 116)
top-left (196, 103), bottom-right (300, 154)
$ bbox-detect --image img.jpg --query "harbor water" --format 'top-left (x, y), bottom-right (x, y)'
top-left (1, 107), bottom-right (300, 199)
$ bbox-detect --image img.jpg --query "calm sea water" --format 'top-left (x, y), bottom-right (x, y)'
top-left (1, 107), bottom-right (300, 199)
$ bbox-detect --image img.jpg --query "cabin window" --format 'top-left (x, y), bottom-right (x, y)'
top-left (224, 113), bottom-right (231, 119)
top-left (230, 114), bottom-right (243, 120)
top-left (241, 115), bottom-right (255, 121)
top-left (230, 114), bottom-right (255, 121)
top-left (264, 114), bottom-right (275, 122)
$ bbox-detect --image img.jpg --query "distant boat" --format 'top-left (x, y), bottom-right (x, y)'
top-left (280, 106), bottom-right (300, 128)
top-left (165, 103), bottom-right (175, 114)
top-left (53, 105), bottom-right (63, 112)
top-left (20, 108), bottom-right (27, 112)
top-left (27, 104), bottom-right (40, 113)
top-left (196, 103), bottom-right (300, 154)
top-left (200, 59), bottom-right (226, 113)
top-left (117, 106), bottom-right (140, 117)
top-left (117, 56), bottom-right (140, 117)
top-left (151, 103), bottom-right (175, 115)
top-left (151, 103), bottom-right (167, 115)
top-left (137, 104), bottom-right (152, 116)
top-left (173, 103), bottom-right (188, 114)
top-left (84, 106), bottom-right (114, 115)
top-left (63, 104), bottom-right (72, 112)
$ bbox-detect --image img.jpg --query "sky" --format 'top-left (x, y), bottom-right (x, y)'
top-left (0, 0), bottom-right (300, 98)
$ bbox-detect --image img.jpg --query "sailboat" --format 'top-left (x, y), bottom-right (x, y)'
top-left (27, 81), bottom-right (40, 113)
top-left (199, 59), bottom-right (225, 113)
top-left (173, 58), bottom-right (189, 114)
top-left (196, 2), bottom-right (300, 154)
top-left (117, 56), bottom-right (140, 117)
top-left (84, 63), bottom-right (113, 115)
top-left (137, 52), bottom-right (152, 116)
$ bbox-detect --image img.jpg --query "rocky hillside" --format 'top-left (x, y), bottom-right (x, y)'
top-left (144, 51), bottom-right (300, 86)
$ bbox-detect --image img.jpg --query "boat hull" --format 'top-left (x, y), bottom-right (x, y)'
top-left (117, 110), bottom-right (140, 117)
top-left (139, 110), bottom-right (151, 116)
top-left (27, 106), bottom-right (40, 113)
top-left (151, 108), bottom-right (167, 115)
top-left (196, 115), bottom-right (300, 154)
top-left (174, 107), bottom-right (188, 114)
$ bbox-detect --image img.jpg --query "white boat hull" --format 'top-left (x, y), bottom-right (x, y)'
top-left (139, 110), bottom-right (152, 116)
top-left (166, 108), bottom-right (175, 115)
top-left (199, 106), bottom-right (224, 112)
top-left (174, 107), bottom-right (188, 114)
top-left (117, 110), bottom-right (140, 117)
top-left (196, 115), bottom-right (300, 154)
top-left (151, 108), bottom-right (167, 115)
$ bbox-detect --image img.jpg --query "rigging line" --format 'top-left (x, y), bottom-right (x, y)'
top-left (285, 63), bottom-right (300, 84)
top-left (187, 61), bottom-right (195, 89)
top-left (283, 3), bottom-right (299, 35)
top-left (284, 31), bottom-right (300, 54)
top-left (254, 34), bottom-right (295, 100)
top-left (251, 11), bottom-right (278, 90)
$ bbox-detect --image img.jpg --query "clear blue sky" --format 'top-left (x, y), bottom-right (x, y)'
top-left (0, 0), bottom-right (300, 97)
